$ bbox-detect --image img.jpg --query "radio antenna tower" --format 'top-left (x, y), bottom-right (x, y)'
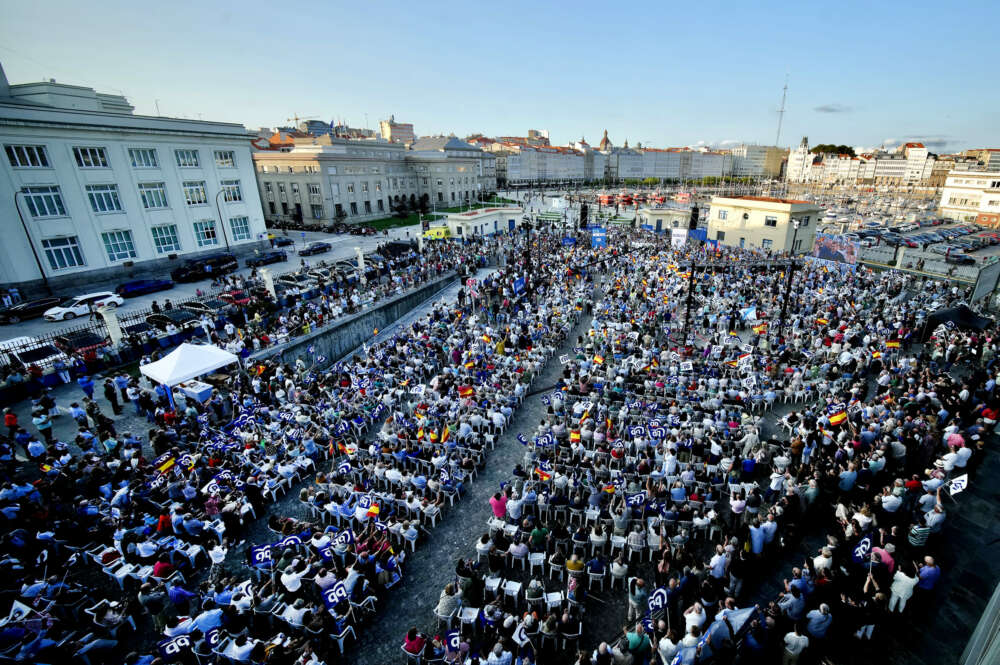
top-left (775, 75), bottom-right (789, 147)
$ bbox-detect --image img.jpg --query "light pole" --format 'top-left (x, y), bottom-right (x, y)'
top-left (776, 219), bottom-right (801, 340)
top-left (12, 191), bottom-right (51, 294)
top-left (215, 189), bottom-right (233, 253)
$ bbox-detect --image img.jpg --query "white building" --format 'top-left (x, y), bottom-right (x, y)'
top-left (0, 64), bottom-right (265, 292)
top-left (939, 171), bottom-right (1000, 225)
top-left (729, 144), bottom-right (785, 178)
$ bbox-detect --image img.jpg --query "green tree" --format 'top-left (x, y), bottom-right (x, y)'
top-left (811, 144), bottom-right (855, 157)
top-left (418, 193), bottom-right (431, 215)
top-left (393, 197), bottom-right (410, 219)
top-left (642, 177), bottom-right (659, 186)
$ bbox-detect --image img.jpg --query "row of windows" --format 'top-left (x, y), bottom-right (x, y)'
top-left (4, 144), bottom-right (237, 170)
top-left (18, 180), bottom-right (243, 217)
top-left (38, 217), bottom-right (254, 270)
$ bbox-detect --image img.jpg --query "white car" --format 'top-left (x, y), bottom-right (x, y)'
top-left (44, 291), bottom-right (124, 321)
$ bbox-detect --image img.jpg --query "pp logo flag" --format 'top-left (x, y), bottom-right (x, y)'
top-left (626, 492), bottom-right (646, 507)
top-left (334, 529), bottom-right (355, 547)
top-left (159, 635), bottom-right (193, 657)
top-left (251, 544), bottom-right (272, 566)
top-left (322, 581), bottom-right (349, 608)
top-left (337, 461), bottom-right (352, 475)
top-left (648, 586), bottom-right (669, 612)
top-left (446, 630), bottom-right (461, 651)
top-left (949, 474), bottom-right (968, 495)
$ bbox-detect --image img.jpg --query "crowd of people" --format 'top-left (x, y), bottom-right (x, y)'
top-left (413, 238), bottom-right (995, 664)
top-left (0, 221), bottom-right (995, 665)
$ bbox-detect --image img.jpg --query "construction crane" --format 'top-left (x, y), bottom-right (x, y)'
top-left (286, 114), bottom-right (319, 128)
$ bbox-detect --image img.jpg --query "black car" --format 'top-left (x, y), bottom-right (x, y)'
top-left (115, 278), bottom-right (175, 298)
top-left (246, 250), bottom-right (288, 268)
top-left (54, 331), bottom-right (108, 357)
top-left (0, 297), bottom-right (62, 324)
top-left (379, 241), bottom-right (416, 258)
top-left (170, 254), bottom-right (238, 282)
top-left (298, 241), bottom-right (332, 256)
top-left (349, 226), bottom-right (377, 236)
top-left (273, 237), bottom-right (295, 247)
top-left (146, 309), bottom-right (199, 331)
top-left (181, 298), bottom-right (229, 316)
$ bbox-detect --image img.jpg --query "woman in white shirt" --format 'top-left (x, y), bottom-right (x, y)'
top-left (888, 562), bottom-right (920, 613)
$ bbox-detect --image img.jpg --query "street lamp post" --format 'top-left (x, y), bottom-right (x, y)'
top-left (777, 219), bottom-right (801, 340)
top-left (215, 189), bottom-right (233, 253)
top-left (12, 191), bottom-right (51, 294)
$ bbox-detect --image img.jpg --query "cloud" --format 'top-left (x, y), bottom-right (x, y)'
top-left (882, 135), bottom-right (956, 151)
top-left (689, 139), bottom-right (741, 149)
top-left (814, 103), bottom-right (852, 113)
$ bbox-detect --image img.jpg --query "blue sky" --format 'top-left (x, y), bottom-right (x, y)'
top-left (2, 0), bottom-right (997, 152)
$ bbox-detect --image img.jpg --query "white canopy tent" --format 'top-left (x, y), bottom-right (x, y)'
top-left (140, 344), bottom-right (239, 405)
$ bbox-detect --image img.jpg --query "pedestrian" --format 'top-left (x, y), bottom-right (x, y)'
top-left (782, 622), bottom-right (809, 665)
top-left (78, 375), bottom-right (95, 400)
top-left (3, 408), bottom-right (17, 439)
top-left (52, 357), bottom-right (71, 384)
top-left (32, 410), bottom-right (54, 444)
top-left (103, 378), bottom-right (122, 415)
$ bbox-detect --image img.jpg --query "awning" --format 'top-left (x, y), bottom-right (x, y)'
top-left (140, 343), bottom-right (239, 386)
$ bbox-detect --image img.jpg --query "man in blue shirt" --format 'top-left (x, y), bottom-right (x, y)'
top-left (917, 556), bottom-right (941, 590)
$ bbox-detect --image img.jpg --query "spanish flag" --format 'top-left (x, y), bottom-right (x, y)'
top-left (441, 425), bottom-right (450, 443)
top-left (416, 426), bottom-right (425, 440)
top-left (602, 483), bottom-right (616, 494)
top-left (367, 501), bottom-right (380, 517)
top-left (429, 430), bottom-right (439, 443)
top-left (535, 467), bottom-right (552, 481)
top-left (606, 417), bottom-right (613, 431)
top-left (458, 385), bottom-right (475, 398)
top-left (593, 355), bottom-right (605, 365)
top-left (337, 441), bottom-right (349, 454)
top-left (886, 340), bottom-right (900, 349)
top-left (579, 410), bottom-right (590, 425)
top-left (728, 331), bottom-right (739, 337)
top-left (464, 361), bottom-right (475, 370)
top-left (154, 453), bottom-right (176, 474)
top-left (373, 328), bottom-right (379, 336)
top-left (816, 317), bottom-right (829, 326)
top-left (482, 334), bottom-right (492, 344)
top-left (570, 430), bottom-right (581, 442)
top-left (827, 404), bottom-right (847, 427)
top-left (871, 350), bottom-right (882, 359)
top-left (752, 322), bottom-right (768, 335)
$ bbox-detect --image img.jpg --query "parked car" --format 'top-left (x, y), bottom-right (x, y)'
top-left (115, 278), bottom-right (174, 298)
top-left (946, 253), bottom-right (977, 265)
top-left (298, 241), bottom-right (332, 256)
top-left (146, 309), bottom-right (200, 332)
top-left (220, 289), bottom-right (252, 306)
top-left (349, 226), bottom-right (377, 236)
top-left (54, 331), bottom-right (108, 358)
top-left (181, 298), bottom-right (229, 317)
top-left (272, 237), bottom-right (295, 247)
top-left (0, 336), bottom-right (70, 370)
top-left (330, 223), bottom-right (351, 234)
top-left (246, 250), bottom-right (288, 268)
top-left (43, 291), bottom-right (124, 321)
top-left (170, 253), bottom-right (238, 282)
top-left (0, 297), bottom-right (62, 324)
top-left (276, 273), bottom-right (317, 291)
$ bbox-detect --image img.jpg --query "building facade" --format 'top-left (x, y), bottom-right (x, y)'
top-left (729, 144), bottom-right (786, 178)
top-left (251, 135), bottom-right (496, 227)
top-left (707, 195), bottom-right (820, 254)
top-left (379, 115), bottom-right (415, 144)
top-left (939, 171), bottom-right (1000, 224)
top-left (0, 65), bottom-right (265, 291)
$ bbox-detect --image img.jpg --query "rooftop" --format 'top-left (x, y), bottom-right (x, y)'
top-left (715, 195), bottom-right (813, 205)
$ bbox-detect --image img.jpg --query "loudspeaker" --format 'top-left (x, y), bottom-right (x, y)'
top-left (689, 205), bottom-right (700, 230)
top-left (579, 203), bottom-right (589, 229)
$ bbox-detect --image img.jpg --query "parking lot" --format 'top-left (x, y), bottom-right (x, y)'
top-left (820, 219), bottom-right (1000, 265)
top-left (0, 225), bottom-right (421, 342)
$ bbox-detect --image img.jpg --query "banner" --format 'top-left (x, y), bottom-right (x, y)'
top-left (811, 233), bottom-right (859, 266)
top-left (671, 228), bottom-right (688, 248)
top-left (591, 227), bottom-right (608, 249)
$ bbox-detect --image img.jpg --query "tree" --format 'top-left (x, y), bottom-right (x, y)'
top-left (394, 197), bottom-right (410, 219)
top-left (334, 207), bottom-right (348, 224)
top-left (418, 193), bottom-right (431, 215)
top-left (811, 144), bottom-right (855, 157)
top-left (642, 177), bottom-right (659, 186)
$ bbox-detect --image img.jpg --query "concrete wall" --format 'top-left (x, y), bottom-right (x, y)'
top-left (249, 271), bottom-right (457, 366)
top-left (860, 245), bottom-right (979, 283)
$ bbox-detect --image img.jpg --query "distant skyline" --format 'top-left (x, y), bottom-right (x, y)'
top-left (2, 0), bottom-right (998, 153)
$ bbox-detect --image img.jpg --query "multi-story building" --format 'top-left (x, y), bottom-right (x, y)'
top-left (729, 144), bottom-right (786, 178)
top-left (0, 64), bottom-right (265, 292)
top-left (379, 115), bottom-right (415, 145)
top-left (960, 149), bottom-right (1000, 172)
top-left (707, 195), bottom-right (820, 254)
top-left (787, 137), bottom-right (938, 186)
top-left (490, 142), bottom-right (584, 185)
top-left (939, 171), bottom-right (1000, 225)
top-left (251, 134), bottom-right (495, 227)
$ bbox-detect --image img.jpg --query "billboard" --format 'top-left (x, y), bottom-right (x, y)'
top-left (671, 228), bottom-right (688, 248)
top-left (970, 259), bottom-right (1000, 303)
top-left (811, 233), bottom-right (859, 265)
top-left (591, 227), bottom-right (607, 248)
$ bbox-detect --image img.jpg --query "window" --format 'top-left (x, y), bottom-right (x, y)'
top-left (375, 181), bottom-right (382, 192)
top-left (328, 166), bottom-right (337, 175)
top-left (761, 238), bottom-right (773, 249)
top-left (175, 149), bottom-right (200, 167)
top-left (364, 201), bottom-right (372, 214)
top-left (717, 209), bottom-right (727, 220)
top-left (290, 183), bottom-right (300, 198)
top-left (437, 192), bottom-right (444, 202)
top-left (264, 182), bottom-right (274, 198)
top-left (42, 236), bottom-right (85, 270)
top-left (764, 216), bottom-right (778, 227)
top-left (277, 183), bottom-right (286, 197)
top-left (86, 184), bottom-right (123, 213)
top-left (220, 179), bottom-right (243, 202)
top-left (102, 230), bottom-right (137, 261)
top-left (128, 148), bottom-right (159, 168)
top-left (5, 145), bottom-right (49, 168)
top-left (347, 183), bottom-right (355, 194)
top-left (335, 204), bottom-right (343, 217)
top-left (436, 179), bottom-right (443, 186)
top-left (361, 182), bottom-right (369, 193)
top-left (308, 183), bottom-right (321, 196)
top-left (349, 202), bottom-right (358, 215)
top-left (183, 181), bottom-right (207, 205)
top-left (716, 231), bottom-right (726, 241)
top-left (136, 183), bottom-right (168, 209)
top-left (214, 150), bottom-right (236, 168)
top-left (331, 183), bottom-right (340, 196)
top-left (21, 186), bottom-right (66, 217)
top-left (281, 202), bottom-right (288, 214)
top-left (268, 202), bottom-right (276, 214)
top-left (377, 200), bottom-right (384, 212)
top-left (193, 220), bottom-right (218, 247)
top-left (73, 146), bottom-right (109, 168)
top-left (151, 225), bottom-right (181, 253)
top-left (450, 192), bottom-right (455, 202)
top-left (229, 216), bottom-right (251, 241)
top-left (311, 204), bottom-right (323, 218)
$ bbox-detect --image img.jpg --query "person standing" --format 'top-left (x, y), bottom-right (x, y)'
top-left (782, 623), bottom-right (809, 665)
top-left (77, 375), bottom-right (95, 400)
top-left (3, 408), bottom-right (17, 440)
top-left (103, 379), bottom-right (122, 415)
top-left (31, 410), bottom-right (54, 444)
